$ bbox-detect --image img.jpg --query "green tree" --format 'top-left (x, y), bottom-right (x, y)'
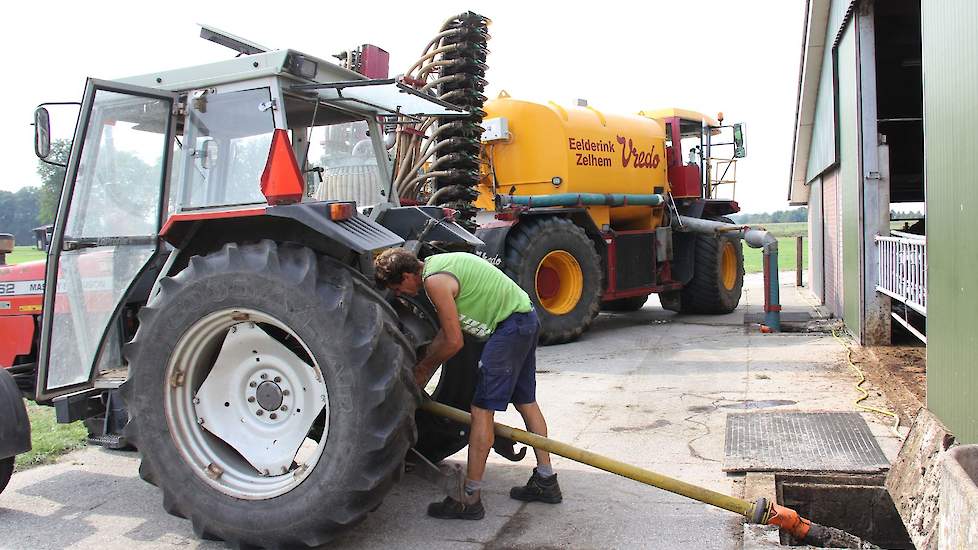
top-left (0, 187), bottom-right (41, 243)
top-left (36, 139), bottom-right (71, 225)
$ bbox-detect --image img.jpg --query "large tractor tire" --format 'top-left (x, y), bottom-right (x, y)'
top-left (601, 295), bottom-right (649, 312)
top-left (679, 227), bottom-right (744, 314)
top-left (122, 241), bottom-right (419, 548)
top-left (413, 336), bottom-right (483, 463)
top-left (505, 217), bottom-right (602, 345)
top-left (0, 456), bottom-right (12, 495)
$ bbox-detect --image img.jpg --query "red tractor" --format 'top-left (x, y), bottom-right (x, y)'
top-left (0, 16), bottom-right (502, 545)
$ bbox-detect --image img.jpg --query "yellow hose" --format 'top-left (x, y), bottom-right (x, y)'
top-left (419, 399), bottom-right (758, 519)
top-left (831, 330), bottom-right (902, 438)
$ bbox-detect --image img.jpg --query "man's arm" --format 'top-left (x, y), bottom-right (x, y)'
top-left (415, 273), bottom-right (464, 387)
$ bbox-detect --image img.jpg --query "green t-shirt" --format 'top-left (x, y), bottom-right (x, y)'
top-left (422, 252), bottom-right (533, 339)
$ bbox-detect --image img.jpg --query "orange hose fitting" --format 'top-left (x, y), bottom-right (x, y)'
top-left (765, 503), bottom-right (812, 540)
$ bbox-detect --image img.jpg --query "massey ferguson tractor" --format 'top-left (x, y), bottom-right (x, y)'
top-left (0, 11), bottom-right (783, 545)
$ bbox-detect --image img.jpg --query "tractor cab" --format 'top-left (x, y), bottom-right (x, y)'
top-left (31, 28), bottom-right (472, 404)
top-left (640, 108), bottom-right (746, 201)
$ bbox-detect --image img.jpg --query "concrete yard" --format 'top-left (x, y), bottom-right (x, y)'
top-left (0, 274), bottom-right (905, 549)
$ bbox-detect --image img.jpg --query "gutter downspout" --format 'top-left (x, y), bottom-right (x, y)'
top-left (676, 216), bottom-right (781, 331)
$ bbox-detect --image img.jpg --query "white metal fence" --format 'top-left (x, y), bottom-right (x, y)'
top-left (875, 234), bottom-right (926, 315)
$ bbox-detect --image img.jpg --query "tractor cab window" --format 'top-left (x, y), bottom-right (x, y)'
top-left (67, 92), bottom-right (170, 238)
top-left (284, 93), bottom-right (388, 208)
top-left (175, 87), bottom-right (276, 209)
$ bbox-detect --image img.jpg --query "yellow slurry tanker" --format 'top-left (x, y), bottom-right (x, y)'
top-left (471, 95), bottom-right (772, 344)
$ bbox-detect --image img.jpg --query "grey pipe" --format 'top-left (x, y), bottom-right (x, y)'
top-left (675, 216), bottom-right (781, 331)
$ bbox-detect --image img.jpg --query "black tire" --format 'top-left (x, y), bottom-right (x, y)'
top-left (679, 224), bottom-right (744, 314)
top-left (0, 456), bottom-right (13, 495)
top-left (122, 241), bottom-right (419, 548)
top-left (601, 295), bottom-right (649, 312)
top-left (505, 217), bottom-right (602, 344)
top-left (414, 336), bottom-right (484, 463)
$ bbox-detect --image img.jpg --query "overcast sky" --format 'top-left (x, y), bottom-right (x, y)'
top-left (0, 0), bottom-right (805, 214)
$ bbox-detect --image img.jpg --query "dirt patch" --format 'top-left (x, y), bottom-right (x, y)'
top-left (853, 345), bottom-right (926, 425)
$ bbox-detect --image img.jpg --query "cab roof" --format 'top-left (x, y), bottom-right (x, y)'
top-left (637, 108), bottom-right (721, 128)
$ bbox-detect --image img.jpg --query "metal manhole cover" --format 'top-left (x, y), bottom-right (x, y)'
top-left (723, 411), bottom-right (890, 473)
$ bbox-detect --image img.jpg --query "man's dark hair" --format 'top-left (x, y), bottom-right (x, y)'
top-left (375, 248), bottom-right (423, 287)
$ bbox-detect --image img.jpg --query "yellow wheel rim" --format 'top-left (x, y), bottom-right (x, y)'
top-left (721, 241), bottom-right (738, 291)
top-left (534, 250), bottom-right (583, 315)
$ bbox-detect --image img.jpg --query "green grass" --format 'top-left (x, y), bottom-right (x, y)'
top-left (16, 402), bottom-right (88, 470)
top-left (6, 246), bottom-right (46, 265)
top-left (740, 223), bottom-right (809, 274)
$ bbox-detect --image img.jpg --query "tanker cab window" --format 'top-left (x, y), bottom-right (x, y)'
top-left (174, 87), bottom-right (276, 210)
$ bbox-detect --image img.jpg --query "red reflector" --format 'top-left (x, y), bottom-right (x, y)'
top-left (328, 202), bottom-right (355, 221)
top-left (260, 129), bottom-right (304, 205)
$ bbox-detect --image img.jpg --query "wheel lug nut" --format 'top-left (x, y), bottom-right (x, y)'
top-left (270, 413), bottom-right (278, 420)
top-left (273, 376), bottom-right (281, 383)
top-left (248, 396), bottom-right (256, 403)
top-left (261, 374), bottom-right (268, 380)
top-left (280, 405), bottom-right (288, 411)
top-left (256, 410), bottom-right (264, 416)
top-left (249, 381), bottom-right (257, 388)
top-left (282, 390), bottom-right (290, 396)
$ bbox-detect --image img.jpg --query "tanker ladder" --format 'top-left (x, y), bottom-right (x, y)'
top-left (415, 399), bottom-right (879, 549)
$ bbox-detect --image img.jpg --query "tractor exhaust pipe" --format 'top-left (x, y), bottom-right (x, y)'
top-left (675, 216), bottom-right (781, 331)
top-left (420, 399), bottom-right (878, 548)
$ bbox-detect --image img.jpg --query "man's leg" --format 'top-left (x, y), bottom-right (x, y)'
top-left (514, 402), bottom-right (551, 468)
top-left (466, 405), bottom-right (496, 485)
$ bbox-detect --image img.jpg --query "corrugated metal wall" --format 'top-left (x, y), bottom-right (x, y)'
top-left (822, 169), bottom-right (843, 316)
top-left (837, 23), bottom-right (863, 338)
top-left (806, 1), bottom-right (857, 182)
top-left (922, 0), bottom-right (978, 443)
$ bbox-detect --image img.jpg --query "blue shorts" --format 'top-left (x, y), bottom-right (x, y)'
top-left (472, 309), bottom-right (540, 411)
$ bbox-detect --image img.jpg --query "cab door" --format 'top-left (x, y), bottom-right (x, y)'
top-left (36, 79), bottom-right (178, 401)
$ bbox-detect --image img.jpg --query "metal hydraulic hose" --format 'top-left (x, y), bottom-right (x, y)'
top-left (676, 216), bottom-right (781, 331)
top-left (497, 193), bottom-right (665, 208)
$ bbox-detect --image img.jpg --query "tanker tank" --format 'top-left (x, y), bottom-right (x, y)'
top-left (477, 95), bottom-right (670, 231)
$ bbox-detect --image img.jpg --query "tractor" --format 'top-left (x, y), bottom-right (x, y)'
top-left (2, 14), bottom-right (500, 546)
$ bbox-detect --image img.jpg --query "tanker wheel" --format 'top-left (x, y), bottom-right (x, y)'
top-left (0, 456), bottom-right (12, 495)
top-left (601, 295), bottom-right (649, 312)
top-left (679, 224), bottom-right (744, 314)
top-left (505, 217), bottom-right (602, 345)
top-left (121, 241), bottom-right (419, 548)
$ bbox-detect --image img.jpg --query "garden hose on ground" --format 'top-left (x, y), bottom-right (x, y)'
top-left (831, 330), bottom-right (903, 438)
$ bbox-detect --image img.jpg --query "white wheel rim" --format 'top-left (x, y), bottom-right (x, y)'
top-left (164, 308), bottom-right (329, 500)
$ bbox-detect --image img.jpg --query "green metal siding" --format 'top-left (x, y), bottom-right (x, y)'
top-left (806, 45), bottom-right (838, 181)
top-left (837, 23), bottom-right (862, 338)
top-left (923, 0), bottom-right (978, 444)
top-left (806, 0), bottom-right (856, 182)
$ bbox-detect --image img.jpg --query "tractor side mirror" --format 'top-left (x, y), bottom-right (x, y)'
top-left (34, 107), bottom-right (52, 159)
top-left (733, 123), bottom-right (746, 159)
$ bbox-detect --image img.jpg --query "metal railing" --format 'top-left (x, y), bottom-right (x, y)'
top-left (875, 234), bottom-right (926, 315)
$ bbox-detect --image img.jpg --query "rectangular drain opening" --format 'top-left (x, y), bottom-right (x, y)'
top-left (776, 473), bottom-right (915, 549)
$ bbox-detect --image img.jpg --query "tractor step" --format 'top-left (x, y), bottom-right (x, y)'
top-left (87, 433), bottom-right (131, 450)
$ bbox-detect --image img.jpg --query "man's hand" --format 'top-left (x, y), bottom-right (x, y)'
top-left (414, 362), bottom-right (435, 389)
top-left (410, 273), bottom-right (465, 390)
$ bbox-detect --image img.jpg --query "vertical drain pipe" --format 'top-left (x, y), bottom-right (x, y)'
top-left (676, 216), bottom-right (782, 332)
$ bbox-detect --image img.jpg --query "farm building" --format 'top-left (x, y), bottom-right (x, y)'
top-left (789, 0), bottom-right (978, 442)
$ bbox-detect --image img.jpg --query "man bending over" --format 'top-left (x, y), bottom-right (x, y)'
top-left (375, 248), bottom-right (562, 520)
